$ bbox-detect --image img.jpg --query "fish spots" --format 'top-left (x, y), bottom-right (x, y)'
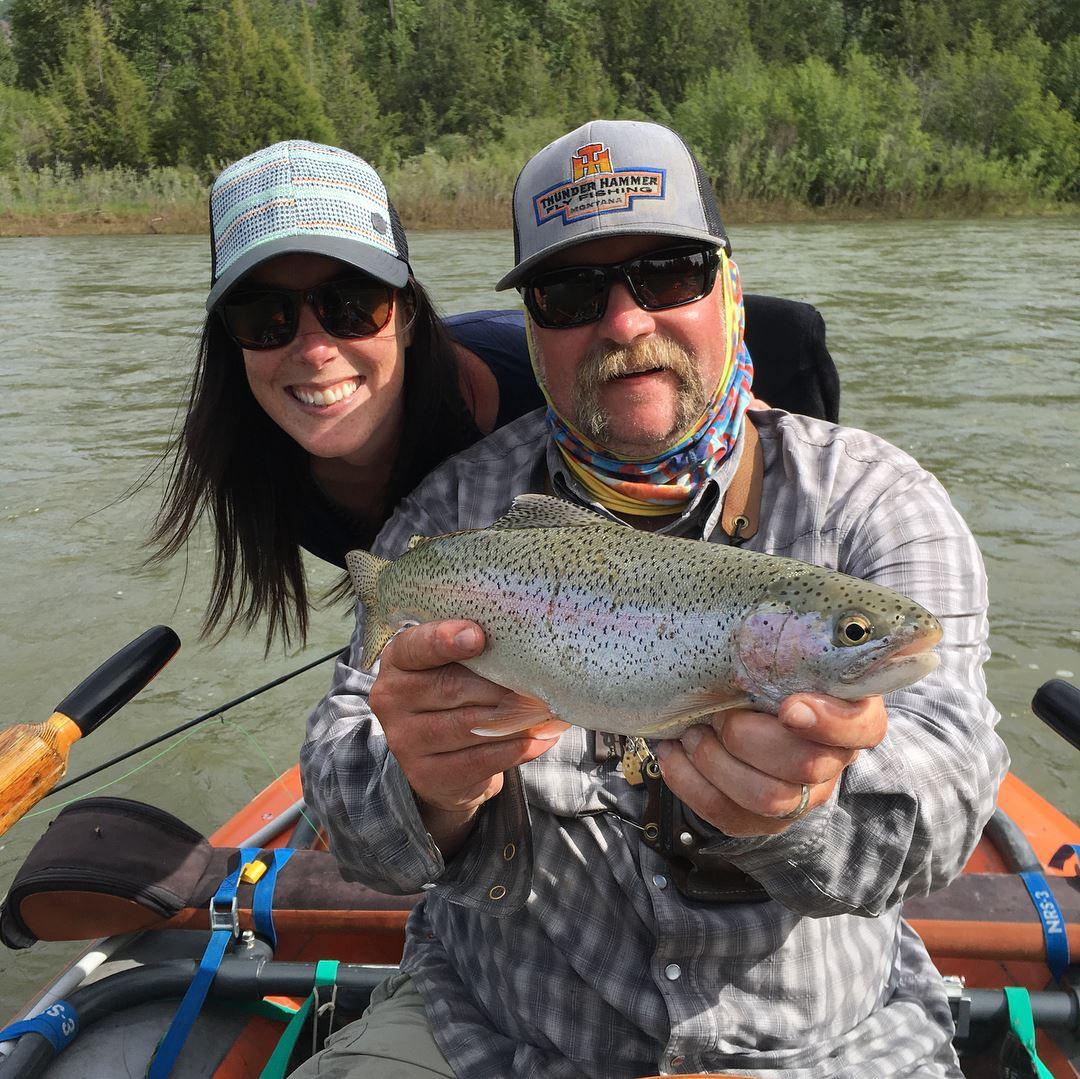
top-left (360, 502), bottom-right (940, 734)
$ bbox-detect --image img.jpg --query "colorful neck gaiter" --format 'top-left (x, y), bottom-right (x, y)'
top-left (528, 250), bottom-right (754, 517)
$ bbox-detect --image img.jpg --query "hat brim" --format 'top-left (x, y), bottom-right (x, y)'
top-left (495, 223), bottom-right (730, 292)
top-left (206, 234), bottom-right (410, 311)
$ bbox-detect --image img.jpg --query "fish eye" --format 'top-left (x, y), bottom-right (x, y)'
top-left (836, 614), bottom-right (874, 647)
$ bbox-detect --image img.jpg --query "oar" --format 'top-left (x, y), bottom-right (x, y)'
top-left (1031, 679), bottom-right (1080, 753)
top-left (0, 625), bottom-right (180, 836)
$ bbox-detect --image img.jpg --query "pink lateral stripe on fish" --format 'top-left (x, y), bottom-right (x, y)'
top-left (346, 495), bottom-right (943, 740)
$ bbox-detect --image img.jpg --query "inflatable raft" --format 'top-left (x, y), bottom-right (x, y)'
top-left (0, 640), bottom-right (1077, 1078)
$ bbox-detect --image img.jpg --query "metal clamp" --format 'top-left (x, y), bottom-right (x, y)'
top-left (943, 975), bottom-right (971, 1040)
top-left (209, 894), bottom-right (239, 938)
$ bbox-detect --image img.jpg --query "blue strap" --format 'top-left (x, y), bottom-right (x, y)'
top-left (147, 847), bottom-right (260, 1079)
top-left (1049, 844), bottom-right (1080, 873)
top-left (252, 848), bottom-right (295, 949)
top-left (1019, 870), bottom-right (1070, 982)
top-left (0, 1001), bottom-right (79, 1055)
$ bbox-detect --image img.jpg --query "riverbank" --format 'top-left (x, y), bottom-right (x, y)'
top-left (5, 196), bottom-right (1078, 237)
top-left (4, 156), bottom-right (1077, 237)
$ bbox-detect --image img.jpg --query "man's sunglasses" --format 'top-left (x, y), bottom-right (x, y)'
top-left (521, 245), bottom-right (720, 330)
top-left (217, 274), bottom-right (396, 351)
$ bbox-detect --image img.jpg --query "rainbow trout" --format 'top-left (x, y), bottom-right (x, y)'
top-left (347, 495), bottom-right (943, 738)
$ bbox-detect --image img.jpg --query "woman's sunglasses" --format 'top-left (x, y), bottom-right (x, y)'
top-left (520, 245), bottom-right (720, 330)
top-left (217, 274), bottom-right (396, 351)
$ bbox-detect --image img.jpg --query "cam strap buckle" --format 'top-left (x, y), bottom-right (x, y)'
top-left (146, 846), bottom-right (260, 1079)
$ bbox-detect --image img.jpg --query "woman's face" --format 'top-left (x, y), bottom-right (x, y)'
top-left (238, 253), bottom-right (410, 466)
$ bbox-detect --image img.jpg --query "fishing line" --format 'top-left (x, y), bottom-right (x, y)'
top-left (25, 708), bottom-right (324, 846)
top-left (218, 715), bottom-right (325, 845)
top-left (46, 647), bottom-right (343, 797)
top-left (23, 724), bottom-right (206, 818)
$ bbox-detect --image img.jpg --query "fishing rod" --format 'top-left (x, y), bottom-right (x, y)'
top-left (46, 646), bottom-right (344, 798)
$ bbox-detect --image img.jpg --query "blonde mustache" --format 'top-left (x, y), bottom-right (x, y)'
top-left (573, 338), bottom-right (709, 444)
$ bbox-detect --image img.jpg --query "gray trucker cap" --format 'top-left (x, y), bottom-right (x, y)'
top-left (206, 140), bottom-right (410, 311)
top-left (496, 119), bottom-right (730, 291)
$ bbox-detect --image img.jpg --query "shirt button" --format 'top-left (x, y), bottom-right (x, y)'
top-left (652, 874), bottom-right (668, 889)
top-left (671, 1056), bottom-right (685, 1068)
top-left (664, 963), bottom-right (682, 981)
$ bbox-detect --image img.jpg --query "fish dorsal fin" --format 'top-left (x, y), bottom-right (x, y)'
top-left (488, 493), bottom-right (615, 531)
top-left (406, 534), bottom-right (429, 551)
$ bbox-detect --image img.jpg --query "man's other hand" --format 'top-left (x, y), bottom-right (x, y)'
top-left (654, 693), bottom-right (888, 837)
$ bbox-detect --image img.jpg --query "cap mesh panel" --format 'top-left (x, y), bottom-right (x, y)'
top-left (210, 141), bottom-right (406, 283)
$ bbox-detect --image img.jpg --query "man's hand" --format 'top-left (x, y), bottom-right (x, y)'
top-left (654, 693), bottom-right (887, 837)
top-left (369, 619), bottom-right (563, 854)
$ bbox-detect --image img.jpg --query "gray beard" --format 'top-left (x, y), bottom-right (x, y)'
top-left (572, 337), bottom-right (710, 448)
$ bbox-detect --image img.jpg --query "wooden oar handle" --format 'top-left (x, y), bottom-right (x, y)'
top-left (0, 626), bottom-right (181, 836)
top-left (54, 625), bottom-right (180, 736)
top-left (0, 715), bottom-right (82, 834)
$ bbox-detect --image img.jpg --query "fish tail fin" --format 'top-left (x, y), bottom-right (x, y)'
top-left (346, 548), bottom-right (390, 606)
top-left (346, 549), bottom-right (394, 670)
top-left (360, 616), bottom-right (395, 672)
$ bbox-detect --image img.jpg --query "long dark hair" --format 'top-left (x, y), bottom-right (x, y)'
top-left (149, 279), bottom-right (478, 648)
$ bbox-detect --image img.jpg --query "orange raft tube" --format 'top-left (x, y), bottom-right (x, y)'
top-left (4, 765), bottom-right (1076, 1078)
top-left (197, 765), bottom-right (1080, 1079)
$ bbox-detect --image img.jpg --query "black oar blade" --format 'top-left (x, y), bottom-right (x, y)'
top-left (1031, 679), bottom-right (1080, 753)
top-left (53, 626), bottom-right (181, 737)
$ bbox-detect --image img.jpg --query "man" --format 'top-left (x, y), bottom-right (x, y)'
top-left (298, 120), bottom-right (1008, 1078)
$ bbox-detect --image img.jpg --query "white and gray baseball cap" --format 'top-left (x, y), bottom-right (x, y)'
top-left (206, 140), bottom-right (410, 311)
top-left (495, 119), bottom-right (730, 292)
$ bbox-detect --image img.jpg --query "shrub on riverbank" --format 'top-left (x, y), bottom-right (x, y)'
top-left (3, 1), bottom-right (1078, 235)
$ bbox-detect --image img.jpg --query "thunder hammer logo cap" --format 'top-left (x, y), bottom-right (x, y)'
top-left (496, 119), bottom-right (730, 291)
top-left (206, 140), bottom-right (410, 311)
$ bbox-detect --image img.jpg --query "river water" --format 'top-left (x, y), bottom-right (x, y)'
top-left (0, 221), bottom-right (1077, 1016)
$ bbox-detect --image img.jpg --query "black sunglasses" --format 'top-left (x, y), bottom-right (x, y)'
top-left (217, 274), bottom-right (396, 351)
top-left (521, 245), bottom-right (720, 330)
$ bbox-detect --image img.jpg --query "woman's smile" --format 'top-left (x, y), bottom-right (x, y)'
top-left (288, 377), bottom-right (362, 409)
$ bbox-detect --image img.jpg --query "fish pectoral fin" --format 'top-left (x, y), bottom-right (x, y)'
top-left (470, 693), bottom-right (569, 739)
top-left (637, 688), bottom-right (752, 736)
top-left (487, 494), bottom-right (617, 531)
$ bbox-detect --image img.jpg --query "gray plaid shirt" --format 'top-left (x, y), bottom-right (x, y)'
top-left (302, 409), bottom-right (1008, 1078)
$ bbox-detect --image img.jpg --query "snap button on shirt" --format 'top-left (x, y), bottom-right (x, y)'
top-left (652, 874), bottom-right (668, 889)
top-left (664, 963), bottom-right (682, 981)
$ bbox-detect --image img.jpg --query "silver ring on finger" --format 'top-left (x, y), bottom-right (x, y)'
top-left (776, 783), bottom-right (812, 821)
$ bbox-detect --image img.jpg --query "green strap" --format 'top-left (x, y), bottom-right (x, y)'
top-left (258, 961), bottom-right (340, 1079)
top-left (1003, 986), bottom-right (1055, 1079)
top-left (220, 998), bottom-right (300, 1023)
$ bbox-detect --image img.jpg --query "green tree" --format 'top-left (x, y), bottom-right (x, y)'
top-left (0, 26), bottom-right (18, 85)
top-left (45, 5), bottom-right (150, 169)
top-left (8, 0), bottom-right (82, 87)
top-left (748, 0), bottom-right (845, 63)
top-left (922, 27), bottom-right (1080, 194)
top-left (673, 50), bottom-right (782, 202)
top-left (179, 0), bottom-right (333, 169)
top-left (0, 82), bottom-right (52, 166)
top-left (399, 0), bottom-right (508, 142)
top-left (1047, 35), bottom-right (1080, 122)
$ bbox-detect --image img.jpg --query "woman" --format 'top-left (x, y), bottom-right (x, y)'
top-left (150, 140), bottom-right (543, 647)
